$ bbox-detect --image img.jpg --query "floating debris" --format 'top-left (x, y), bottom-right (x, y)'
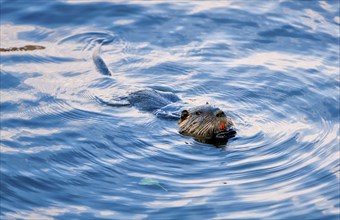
top-left (139, 178), bottom-right (168, 191)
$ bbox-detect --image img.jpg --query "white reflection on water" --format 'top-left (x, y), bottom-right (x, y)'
top-left (0, 144), bottom-right (71, 154)
top-left (319, 1), bottom-right (338, 13)
top-left (4, 205), bottom-right (147, 220)
top-left (0, 24), bottom-right (35, 47)
top-left (113, 19), bottom-right (135, 26)
top-left (302, 9), bottom-right (326, 31)
top-left (235, 182), bottom-right (338, 216)
top-left (229, 52), bottom-right (326, 71)
top-left (146, 198), bottom-right (192, 208)
top-left (187, 1), bottom-right (238, 14)
top-left (334, 16), bottom-right (340, 24)
top-left (4, 205), bottom-right (87, 220)
top-left (216, 210), bottom-right (276, 220)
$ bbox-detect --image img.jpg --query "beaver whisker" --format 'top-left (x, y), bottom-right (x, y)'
top-left (196, 120), bottom-right (208, 134)
top-left (196, 118), bottom-right (215, 137)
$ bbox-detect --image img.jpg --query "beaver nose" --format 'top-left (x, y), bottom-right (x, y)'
top-left (215, 110), bottom-right (225, 118)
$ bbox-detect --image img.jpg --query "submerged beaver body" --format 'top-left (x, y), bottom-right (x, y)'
top-left (128, 90), bottom-right (181, 112)
top-left (125, 89), bottom-right (236, 144)
top-left (93, 44), bottom-right (236, 144)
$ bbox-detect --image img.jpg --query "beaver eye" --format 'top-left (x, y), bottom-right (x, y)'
top-left (180, 110), bottom-right (189, 120)
top-left (195, 111), bottom-right (202, 115)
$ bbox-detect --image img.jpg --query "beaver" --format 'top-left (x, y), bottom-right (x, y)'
top-left (93, 42), bottom-right (236, 145)
top-left (179, 104), bottom-right (235, 144)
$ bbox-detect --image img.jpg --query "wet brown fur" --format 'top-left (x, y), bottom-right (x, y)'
top-left (178, 104), bottom-right (233, 140)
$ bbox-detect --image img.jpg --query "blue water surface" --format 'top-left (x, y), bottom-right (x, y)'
top-left (1, 0), bottom-right (339, 219)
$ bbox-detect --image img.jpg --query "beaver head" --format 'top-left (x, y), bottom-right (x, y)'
top-left (178, 104), bottom-right (236, 144)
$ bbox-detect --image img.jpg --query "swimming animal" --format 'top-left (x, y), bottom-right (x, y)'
top-left (93, 41), bottom-right (236, 144)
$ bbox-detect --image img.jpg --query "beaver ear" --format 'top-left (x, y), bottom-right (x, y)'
top-left (180, 110), bottom-right (189, 120)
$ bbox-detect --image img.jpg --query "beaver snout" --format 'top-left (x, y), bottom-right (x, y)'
top-left (215, 110), bottom-right (225, 118)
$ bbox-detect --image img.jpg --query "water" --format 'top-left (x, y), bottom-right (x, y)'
top-left (1, 0), bottom-right (339, 219)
